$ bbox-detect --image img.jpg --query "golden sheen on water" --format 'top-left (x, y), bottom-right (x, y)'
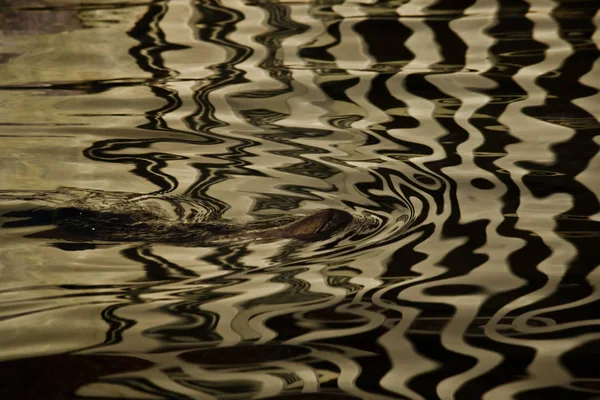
top-left (0, 0), bottom-right (599, 399)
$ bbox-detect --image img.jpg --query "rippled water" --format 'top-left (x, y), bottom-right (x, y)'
top-left (0, 0), bottom-right (599, 398)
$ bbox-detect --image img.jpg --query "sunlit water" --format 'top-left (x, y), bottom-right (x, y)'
top-left (0, 0), bottom-right (599, 399)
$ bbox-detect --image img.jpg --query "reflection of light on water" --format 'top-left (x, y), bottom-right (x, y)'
top-left (75, 343), bottom-right (379, 399)
top-left (0, 0), bottom-right (599, 399)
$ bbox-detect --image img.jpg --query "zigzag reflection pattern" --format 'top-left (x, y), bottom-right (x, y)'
top-left (0, 0), bottom-right (598, 399)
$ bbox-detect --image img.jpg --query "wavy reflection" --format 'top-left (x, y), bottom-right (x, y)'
top-left (0, 0), bottom-right (599, 399)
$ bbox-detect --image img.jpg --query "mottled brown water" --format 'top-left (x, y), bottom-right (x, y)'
top-left (0, 0), bottom-right (599, 399)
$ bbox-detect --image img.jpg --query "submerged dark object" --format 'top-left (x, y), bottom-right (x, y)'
top-left (1, 188), bottom-right (354, 246)
top-left (38, 206), bottom-right (354, 246)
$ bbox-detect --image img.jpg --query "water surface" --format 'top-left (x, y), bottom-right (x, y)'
top-left (0, 0), bottom-right (599, 399)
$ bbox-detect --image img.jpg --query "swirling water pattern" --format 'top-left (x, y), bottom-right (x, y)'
top-left (0, 0), bottom-right (599, 399)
